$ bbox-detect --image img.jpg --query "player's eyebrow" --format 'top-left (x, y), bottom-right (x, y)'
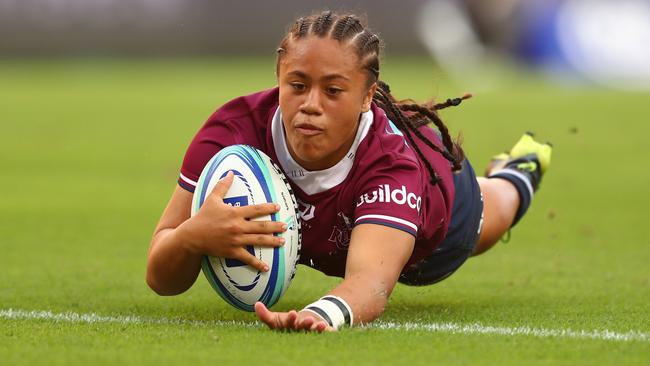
top-left (287, 70), bottom-right (350, 82)
top-left (322, 74), bottom-right (350, 82)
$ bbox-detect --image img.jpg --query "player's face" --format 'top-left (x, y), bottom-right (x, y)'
top-left (278, 36), bottom-right (377, 171)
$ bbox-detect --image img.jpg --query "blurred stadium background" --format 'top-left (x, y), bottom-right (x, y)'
top-left (3, 0), bottom-right (650, 89)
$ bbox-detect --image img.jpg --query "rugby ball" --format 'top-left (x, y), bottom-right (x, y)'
top-left (190, 145), bottom-right (301, 312)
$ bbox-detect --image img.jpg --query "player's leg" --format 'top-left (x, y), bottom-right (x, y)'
top-left (472, 177), bottom-right (519, 255)
top-left (398, 133), bottom-right (551, 285)
top-left (471, 132), bottom-right (552, 256)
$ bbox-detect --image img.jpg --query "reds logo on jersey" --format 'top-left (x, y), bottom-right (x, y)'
top-left (328, 212), bottom-right (353, 250)
top-left (297, 199), bottom-right (315, 221)
top-left (356, 184), bottom-right (422, 212)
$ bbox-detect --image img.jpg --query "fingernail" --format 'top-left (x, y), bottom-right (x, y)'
top-left (263, 265), bottom-right (270, 272)
top-left (279, 237), bottom-right (285, 244)
top-left (281, 224), bottom-right (288, 231)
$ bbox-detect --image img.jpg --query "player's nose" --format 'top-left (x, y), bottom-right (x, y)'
top-left (299, 88), bottom-right (323, 115)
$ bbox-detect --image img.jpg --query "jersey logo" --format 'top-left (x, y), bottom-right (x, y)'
top-left (328, 212), bottom-right (353, 249)
top-left (356, 184), bottom-right (421, 212)
top-left (297, 199), bottom-right (315, 221)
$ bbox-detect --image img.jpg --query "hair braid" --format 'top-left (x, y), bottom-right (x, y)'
top-left (401, 107), bottom-right (458, 161)
top-left (398, 103), bottom-right (464, 171)
top-left (296, 17), bottom-right (311, 38)
top-left (361, 33), bottom-right (380, 55)
top-left (333, 15), bottom-right (362, 41)
top-left (332, 15), bottom-right (352, 39)
top-left (374, 87), bottom-right (443, 184)
top-left (354, 31), bottom-right (372, 49)
top-left (433, 94), bottom-right (472, 110)
top-left (313, 11), bottom-right (334, 36)
top-left (374, 80), bottom-right (465, 174)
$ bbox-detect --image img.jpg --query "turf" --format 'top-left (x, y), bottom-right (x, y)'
top-left (1, 58), bottom-right (649, 365)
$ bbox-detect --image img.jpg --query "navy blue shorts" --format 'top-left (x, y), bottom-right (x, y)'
top-left (399, 158), bottom-right (484, 286)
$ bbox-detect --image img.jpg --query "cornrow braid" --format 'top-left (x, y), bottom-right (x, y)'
top-left (296, 17), bottom-right (311, 38)
top-left (357, 31), bottom-right (380, 83)
top-left (313, 11), bottom-right (333, 36)
top-left (361, 33), bottom-right (380, 56)
top-left (278, 12), bottom-right (381, 86)
top-left (332, 15), bottom-right (363, 40)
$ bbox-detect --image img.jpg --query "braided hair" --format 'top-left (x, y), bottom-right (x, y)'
top-left (276, 11), bottom-right (468, 185)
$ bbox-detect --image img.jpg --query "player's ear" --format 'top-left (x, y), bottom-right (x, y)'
top-left (362, 82), bottom-right (378, 112)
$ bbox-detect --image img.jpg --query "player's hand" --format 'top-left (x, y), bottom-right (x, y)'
top-left (179, 171), bottom-right (287, 272)
top-left (254, 302), bottom-right (335, 333)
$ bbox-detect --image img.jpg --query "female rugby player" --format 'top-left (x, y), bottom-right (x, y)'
top-left (146, 11), bottom-right (552, 332)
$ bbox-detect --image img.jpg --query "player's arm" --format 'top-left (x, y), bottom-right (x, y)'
top-left (325, 223), bottom-right (415, 324)
top-left (146, 173), bottom-right (286, 296)
top-left (256, 223), bottom-right (414, 330)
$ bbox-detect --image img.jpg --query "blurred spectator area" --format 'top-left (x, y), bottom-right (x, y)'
top-left (0, 0), bottom-right (430, 56)
top-left (2, 0), bottom-right (648, 89)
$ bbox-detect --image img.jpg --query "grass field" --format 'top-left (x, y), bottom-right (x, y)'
top-left (1, 58), bottom-right (649, 365)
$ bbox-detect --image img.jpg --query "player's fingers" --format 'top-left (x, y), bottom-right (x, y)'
top-left (286, 310), bottom-right (299, 330)
top-left (239, 203), bottom-right (280, 219)
top-left (255, 302), bottom-right (285, 330)
top-left (235, 248), bottom-right (269, 272)
top-left (254, 302), bottom-right (278, 329)
top-left (311, 321), bottom-right (327, 333)
top-left (298, 316), bottom-right (315, 331)
top-left (210, 171), bottom-right (234, 199)
top-left (236, 233), bottom-right (284, 247)
top-left (299, 313), bottom-right (331, 333)
top-left (242, 220), bottom-right (287, 235)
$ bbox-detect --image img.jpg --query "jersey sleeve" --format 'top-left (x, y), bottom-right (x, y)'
top-left (353, 157), bottom-right (423, 237)
top-left (178, 117), bottom-right (241, 193)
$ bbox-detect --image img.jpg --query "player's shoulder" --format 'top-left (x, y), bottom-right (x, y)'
top-left (358, 103), bottom-right (421, 168)
top-left (349, 105), bottom-right (425, 195)
top-left (208, 87), bottom-right (279, 125)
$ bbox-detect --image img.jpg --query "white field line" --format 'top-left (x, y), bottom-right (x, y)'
top-left (372, 321), bottom-right (650, 343)
top-left (1, 308), bottom-right (649, 343)
top-left (0, 308), bottom-right (256, 328)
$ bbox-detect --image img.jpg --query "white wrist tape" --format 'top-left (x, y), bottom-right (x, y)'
top-left (303, 295), bottom-right (353, 330)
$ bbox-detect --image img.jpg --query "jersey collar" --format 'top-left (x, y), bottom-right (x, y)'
top-left (271, 106), bottom-right (373, 195)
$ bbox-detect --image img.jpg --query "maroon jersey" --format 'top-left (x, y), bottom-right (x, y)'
top-left (179, 88), bottom-right (455, 277)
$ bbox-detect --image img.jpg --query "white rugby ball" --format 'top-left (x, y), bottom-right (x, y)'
top-left (191, 145), bottom-right (301, 312)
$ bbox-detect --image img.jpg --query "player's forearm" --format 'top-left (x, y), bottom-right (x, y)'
top-left (146, 225), bottom-right (202, 296)
top-left (331, 274), bottom-right (392, 325)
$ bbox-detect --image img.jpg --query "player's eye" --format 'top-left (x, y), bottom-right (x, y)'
top-left (326, 86), bottom-right (343, 95)
top-left (290, 82), bottom-right (306, 92)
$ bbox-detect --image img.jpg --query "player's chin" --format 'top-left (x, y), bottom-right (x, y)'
top-left (293, 144), bottom-right (326, 162)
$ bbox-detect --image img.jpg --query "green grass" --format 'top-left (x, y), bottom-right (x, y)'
top-left (1, 57), bottom-right (649, 365)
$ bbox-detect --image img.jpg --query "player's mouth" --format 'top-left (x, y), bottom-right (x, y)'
top-left (294, 122), bottom-right (323, 136)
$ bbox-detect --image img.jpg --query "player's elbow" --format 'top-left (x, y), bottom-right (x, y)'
top-left (146, 269), bottom-right (184, 296)
top-left (146, 273), bottom-right (168, 296)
